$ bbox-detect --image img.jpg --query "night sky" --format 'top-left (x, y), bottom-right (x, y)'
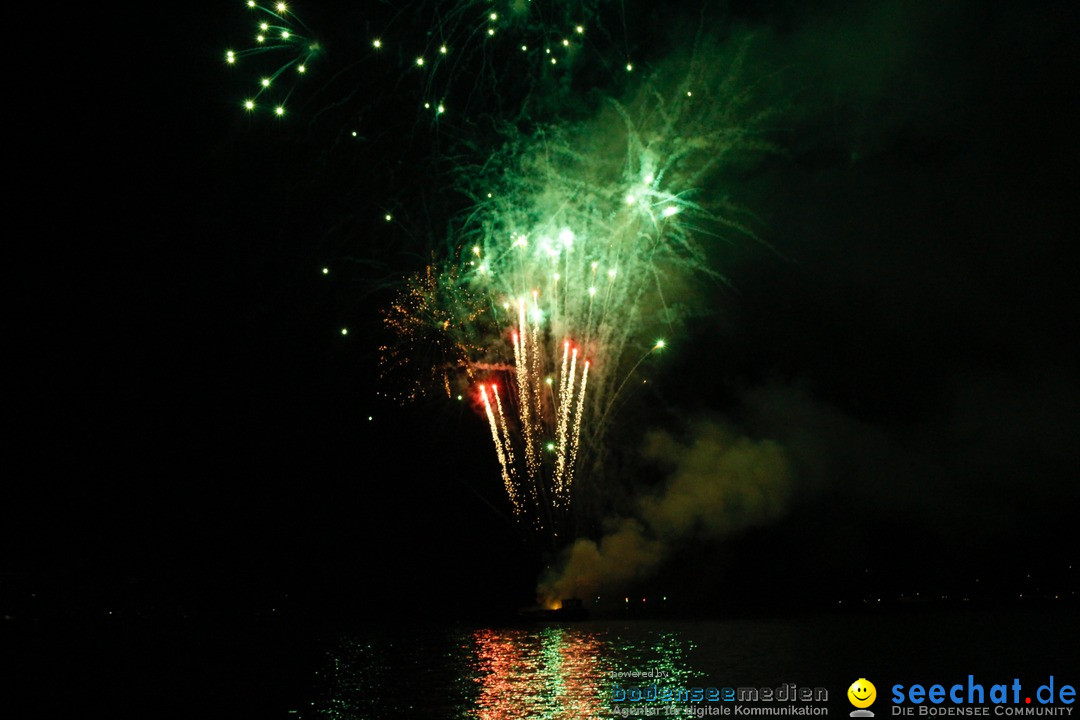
top-left (7, 0), bottom-right (1079, 623)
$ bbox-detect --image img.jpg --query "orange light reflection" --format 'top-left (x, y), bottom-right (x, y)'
top-left (473, 628), bottom-right (608, 719)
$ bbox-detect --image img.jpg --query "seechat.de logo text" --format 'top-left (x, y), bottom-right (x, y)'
top-left (891, 676), bottom-right (1075, 716)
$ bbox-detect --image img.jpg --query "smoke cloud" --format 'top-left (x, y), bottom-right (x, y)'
top-left (535, 0), bottom-right (1080, 606)
top-left (538, 420), bottom-right (792, 604)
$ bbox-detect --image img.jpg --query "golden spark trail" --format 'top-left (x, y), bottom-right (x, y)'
top-left (555, 345), bottom-right (578, 495)
top-left (554, 340), bottom-right (572, 496)
top-left (481, 384), bottom-right (519, 513)
top-left (557, 340), bottom-right (571, 412)
top-left (566, 359), bottom-right (590, 496)
top-left (491, 383), bottom-right (525, 507)
top-left (512, 330), bottom-right (521, 373)
top-left (511, 328), bottom-right (529, 479)
top-left (516, 300), bottom-right (540, 482)
top-left (529, 293), bottom-right (543, 445)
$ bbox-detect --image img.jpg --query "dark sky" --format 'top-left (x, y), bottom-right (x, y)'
top-left (7, 0), bottom-right (1079, 619)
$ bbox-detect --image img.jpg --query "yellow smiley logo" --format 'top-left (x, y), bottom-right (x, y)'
top-left (848, 679), bottom-right (877, 708)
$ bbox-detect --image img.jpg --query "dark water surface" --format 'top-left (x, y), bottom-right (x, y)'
top-left (299, 613), bottom-right (1079, 719)
top-left (12, 609), bottom-right (1078, 719)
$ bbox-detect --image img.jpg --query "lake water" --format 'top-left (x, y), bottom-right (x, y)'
top-left (13, 608), bottom-right (1077, 719)
top-left (288, 611), bottom-right (1079, 719)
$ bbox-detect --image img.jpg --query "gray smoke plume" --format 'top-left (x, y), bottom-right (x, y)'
top-left (538, 420), bottom-right (792, 604)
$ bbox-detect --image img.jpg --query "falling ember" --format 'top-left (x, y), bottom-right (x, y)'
top-left (529, 297), bottom-right (543, 461)
top-left (554, 346), bottom-right (579, 499)
top-left (515, 301), bottom-right (540, 484)
top-left (481, 384), bottom-right (520, 513)
top-left (490, 383), bottom-right (524, 507)
top-left (566, 360), bottom-right (590, 495)
top-left (555, 341), bottom-right (572, 494)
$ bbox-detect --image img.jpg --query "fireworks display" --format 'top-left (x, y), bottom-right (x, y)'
top-left (225, 1), bottom-right (771, 543)
top-left (451, 49), bottom-right (770, 536)
top-left (225, 2), bottom-right (320, 116)
top-left (378, 265), bottom-right (487, 402)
